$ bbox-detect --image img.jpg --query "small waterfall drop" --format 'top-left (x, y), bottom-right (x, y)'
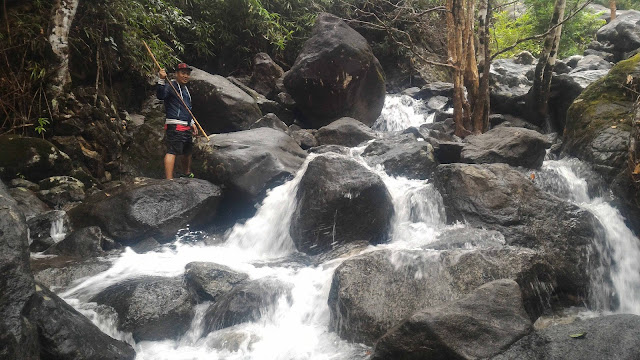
top-left (372, 94), bottom-right (434, 131)
top-left (50, 213), bottom-right (67, 243)
top-left (537, 158), bottom-right (640, 314)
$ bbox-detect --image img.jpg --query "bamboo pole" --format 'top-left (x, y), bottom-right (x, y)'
top-left (143, 41), bottom-right (209, 141)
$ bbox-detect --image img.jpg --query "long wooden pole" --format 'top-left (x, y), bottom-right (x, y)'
top-left (143, 41), bottom-right (209, 141)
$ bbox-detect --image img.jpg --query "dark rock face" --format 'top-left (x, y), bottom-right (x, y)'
top-left (185, 262), bottom-right (248, 302)
top-left (492, 314), bottom-right (640, 360)
top-left (373, 280), bottom-right (532, 360)
top-left (68, 178), bottom-right (222, 244)
top-left (91, 276), bottom-right (196, 341)
top-left (27, 210), bottom-right (70, 253)
top-left (7, 187), bottom-right (50, 220)
top-left (314, 117), bottom-right (377, 147)
top-left (596, 10), bottom-right (640, 61)
top-left (203, 277), bottom-right (291, 333)
top-left (0, 135), bottom-right (72, 182)
top-left (290, 155), bottom-right (393, 255)
top-left (189, 67), bottom-right (263, 133)
top-left (32, 256), bottom-right (112, 291)
top-left (196, 127), bottom-right (306, 206)
top-left (362, 133), bottom-right (438, 179)
top-left (489, 114), bottom-right (542, 132)
top-left (29, 284), bottom-right (136, 360)
top-left (328, 248), bottom-right (554, 345)
top-left (37, 176), bottom-right (86, 207)
top-left (43, 226), bottom-right (104, 258)
top-left (250, 113), bottom-right (288, 132)
top-left (283, 13), bottom-right (386, 128)
top-left (415, 82), bottom-right (454, 99)
top-left (548, 69), bottom-right (609, 133)
top-left (250, 52), bottom-right (285, 99)
top-left (0, 182), bottom-right (39, 360)
top-left (460, 127), bottom-right (552, 169)
top-left (433, 163), bottom-right (604, 298)
top-left (489, 59), bottom-right (535, 117)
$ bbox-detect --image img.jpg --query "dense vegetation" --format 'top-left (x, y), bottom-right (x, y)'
top-left (0, 0), bottom-right (626, 136)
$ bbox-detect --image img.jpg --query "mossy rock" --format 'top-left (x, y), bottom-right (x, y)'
top-left (563, 54), bottom-right (640, 176)
top-left (0, 135), bottom-right (73, 182)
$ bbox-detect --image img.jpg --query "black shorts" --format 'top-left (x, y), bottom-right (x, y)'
top-left (165, 125), bottom-right (193, 155)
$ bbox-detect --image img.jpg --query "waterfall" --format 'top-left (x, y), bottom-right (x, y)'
top-left (537, 158), bottom-right (640, 314)
top-left (50, 214), bottom-right (67, 243)
top-left (372, 94), bottom-right (434, 131)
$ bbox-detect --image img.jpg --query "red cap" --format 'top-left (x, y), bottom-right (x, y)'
top-left (175, 63), bottom-right (193, 72)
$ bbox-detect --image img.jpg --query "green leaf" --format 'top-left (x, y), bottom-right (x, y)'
top-left (569, 332), bottom-right (586, 338)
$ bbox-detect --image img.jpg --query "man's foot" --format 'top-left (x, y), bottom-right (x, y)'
top-left (179, 172), bottom-right (195, 178)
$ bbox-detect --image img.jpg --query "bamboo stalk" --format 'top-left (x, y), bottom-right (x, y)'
top-left (143, 41), bottom-right (209, 141)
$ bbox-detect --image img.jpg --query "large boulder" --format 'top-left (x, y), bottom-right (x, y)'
top-left (29, 284), bottom-right (136, 359)
top-left (7, 187), bottom-right (50, 220)
top-left (563, 54), bottom-right (640, 231)
top-left (91, 276), bottom-right (196, 341)
top-left (68, 178), bottom-right (222, 245)
top-left (290, 154), bottom-right (393, 255)
top-left (328, 248), bottom-right (554, 345)
top-left (184, 262), bottom-right (248, 302)
top-left (189, 67), bottom-right (263, 133)
top-left (195, 127), bottom-right (306, 206)
top-left (0, 135), bottom-right (72, 182)
top-left (315, 117), bottom-right (377, 147)
top-left (250, 52), bottom-right (285, 99)
top-left (362, 133), bottom-right (438, 179)
top-left (43, 226), bottom-right (105, 258)
top-left (372, 280), bottom-right (532, 360)
top-left (433, 163), bottom-right (605, 298)
top-left (596, 10), bottom-right (640, 61)
top-left (460, 127), bottom-right (552, 169)
top-left (32, 256), bottom-right (112, 291)
top-left (283, 13), bottom-right (386, 128)
top-left (492, 314), bottom-right (640, 360)
top-left (0, 182), bottom-right (39, 359)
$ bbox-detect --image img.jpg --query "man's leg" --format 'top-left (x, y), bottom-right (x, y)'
top-left (164, 153), bottom-right (176, 179)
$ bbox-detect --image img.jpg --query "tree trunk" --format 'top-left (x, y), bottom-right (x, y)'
top-left (610, 0), bottom-right (616, 21)
top-left (48, 0), bottom-right (80, 113)
top-left (472, 0), bottom-right (491, 133)
top-left (528, 0), bottom-right (566, 131)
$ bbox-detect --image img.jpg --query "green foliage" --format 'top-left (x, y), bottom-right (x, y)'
top-left (492, 0), bottom-right (606, 59)
top-left (35, 117), bottom-right (50, 137)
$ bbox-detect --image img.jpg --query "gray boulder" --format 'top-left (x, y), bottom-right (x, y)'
top-left (68, 178), bottom-right (222, 245)
top-left (315, 117), bottom-right (377, 147)
top-left (32, 256), bottom-right (112, 291)
top-left (37, 175), bottom-right (86, 207)
top-left (596, 10), bottom-right (640, 61)
top-left (196, 127), bottom-right (306, 205)
top-left (433, 163), bottom-right (605, 298)
top-left (362, 133), bottom-right (438, 179)
top-left (489, 59), bottom-right (535, 117)
top-left (250, 113), bottom-right (288, 132)
top-left (250, 52), bottom-right (285, 99)
top-left (460, 127), bottom-right (551, 169)
top-left (29, 284), bottom-right (136, 359)
top-left (415, 82), bottom-right (454, 99)
top-left (329, 248), bottom-right (554, 345)
top-left (203, 277), bottom-right (291, 333)
top-left (7, 187), bottom-right (49, 220)
top-left (290, 155), bottom-right (393, 255)
top-left (185, 262), bottom-right (248, 302)
top-left (91, 276), bottom-right (196, 341)
top-left (373, 280), bottom-right (532, 360)
top-left (493, 314), bottom-right (640, 360)
top-left (283, 13), bottom-right (385, 128)
top-left (189, 67), bottom-right (262, 133)
top-left (570, 55), bottom-right (612, 73)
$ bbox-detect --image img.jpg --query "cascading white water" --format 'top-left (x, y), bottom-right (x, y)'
top-left (537, 158), bottom-right (640, 314)
top-left (56, 94), bottom-right (475, 359)
top-left (372, 94), bottom-right (434, 131)
top-left (50, 213), bottom-right (67, 243)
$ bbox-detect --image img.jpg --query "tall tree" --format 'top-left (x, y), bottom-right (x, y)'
top-left (527, 0), bottom-right (566, 131)
top-left (48, 0), bottom-right (80, 113)
top-left (610, 0), bottom-right (616, 20)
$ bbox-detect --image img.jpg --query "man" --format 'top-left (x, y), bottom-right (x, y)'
top-left (157, 62), bottom-right (198, 179)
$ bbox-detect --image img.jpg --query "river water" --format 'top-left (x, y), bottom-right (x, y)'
top-left (59, 94), bottom-right (640, 359)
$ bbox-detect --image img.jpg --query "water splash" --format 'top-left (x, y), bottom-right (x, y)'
top-left (373, 94), bottom-right (433, 131)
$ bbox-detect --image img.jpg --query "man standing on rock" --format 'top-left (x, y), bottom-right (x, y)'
top-left (157, 63), bottom-right (198, 179)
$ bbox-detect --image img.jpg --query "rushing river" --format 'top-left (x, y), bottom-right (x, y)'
top-left (58, 94), bottom-right (640, 359)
